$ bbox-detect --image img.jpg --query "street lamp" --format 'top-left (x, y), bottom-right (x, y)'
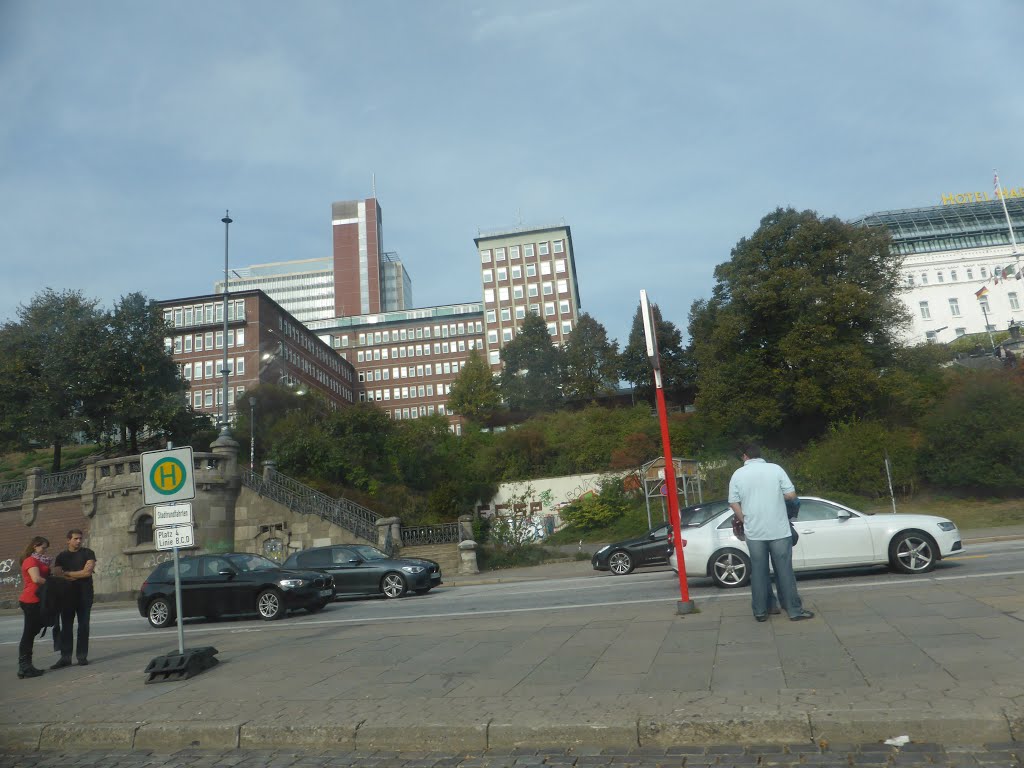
top-left (220, 210), bottom-right (233, 435)
top-left (249, 396), bottom-right (257, 472)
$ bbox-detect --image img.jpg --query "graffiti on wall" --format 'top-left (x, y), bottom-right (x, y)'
top-left (0, 557), bottom-right (17, 588)
top-left (96, 551), bottom-right (172, 582)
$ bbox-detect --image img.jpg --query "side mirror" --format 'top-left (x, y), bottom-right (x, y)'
top-left (837, 509), bottom-right (853, 520)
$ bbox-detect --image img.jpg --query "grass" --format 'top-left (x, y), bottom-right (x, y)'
top-left (0, 445), bottom-right (103, 483)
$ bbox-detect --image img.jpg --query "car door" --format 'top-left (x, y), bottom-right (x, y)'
top-left (331, 546), bottom-right (382, 594)
top-left (793, 499), bottom-right (876, 568)
top-left (196, 556), bottom-right (240, 616)
top-left (635, 524), bottom-right (672, 566)
top-left (175, 558), bottom-right (205, 617)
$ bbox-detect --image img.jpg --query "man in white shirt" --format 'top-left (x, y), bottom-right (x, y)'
top-left (728, 444), bottom-right (813, 623)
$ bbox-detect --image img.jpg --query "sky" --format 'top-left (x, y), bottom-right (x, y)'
top-left (2, 1), bottom-right (1022, 347)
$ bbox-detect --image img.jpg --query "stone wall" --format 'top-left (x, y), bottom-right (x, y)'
top-left (396, 543), bottom-right (460, 579)
top-left (0, 496), bottom-right (87, 603)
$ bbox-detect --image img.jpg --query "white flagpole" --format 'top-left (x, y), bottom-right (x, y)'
top-left (994, 170), bottom-right (1020, 272)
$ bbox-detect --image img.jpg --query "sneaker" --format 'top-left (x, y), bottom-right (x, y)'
top-left (789, 610), bottom-right (815, 622)
top-left (50, 657), bottom-right (72, 669)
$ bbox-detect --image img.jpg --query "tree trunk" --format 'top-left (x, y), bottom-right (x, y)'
top-left (129, 425), bottom-right (139, 454)
top-left (51, 440), bottom-right (63, 472)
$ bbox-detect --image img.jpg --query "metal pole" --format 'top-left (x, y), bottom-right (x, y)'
top-left (220, 211), bottom-right (233, 435)
top-left (249, 397), bottom-right (256, 472)
top-left (172, 545), bottom-right (184, 655)
top-left (981, 301), bottom-right (996, 351)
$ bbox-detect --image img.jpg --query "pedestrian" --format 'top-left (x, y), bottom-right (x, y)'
top-left (51, 529), bottom-right (96, 668)
top-left (728, 444), bottom-right (814, 623)
top-left (18, 536), bottom-right (50, 679)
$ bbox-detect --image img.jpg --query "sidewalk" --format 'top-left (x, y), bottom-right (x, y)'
top-left (2, 527), bottom-right (1023, 753)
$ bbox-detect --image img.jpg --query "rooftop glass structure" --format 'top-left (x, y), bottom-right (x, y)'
top-left (853, 198), bottom-right (1024, 257)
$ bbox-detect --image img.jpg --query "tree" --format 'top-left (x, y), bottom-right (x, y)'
top-left (619, 302), bottom-right (694, 406)
top-left (688, 207), bottom-right (909, 449)
top-left (498, 312), bottom-right (565, 412)
top-left (0, 289), bottom-right (108, 470)
top-left (561, 313), bottom-right (620, 402)
top-left (447, 349), bottom-right (501, 425)
top-left (99, 292), bottom-right (188, 452)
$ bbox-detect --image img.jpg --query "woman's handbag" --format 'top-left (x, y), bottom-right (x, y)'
top-left (790, 523), bottom-right (799, 547)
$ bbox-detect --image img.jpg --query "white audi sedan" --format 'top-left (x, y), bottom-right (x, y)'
top-left (668, 497), bottom-right (963, 588)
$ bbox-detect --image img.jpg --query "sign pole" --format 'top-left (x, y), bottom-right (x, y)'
top-left (172, 544), bottom-right (184, 655)
top-left (640, 290), bottom-right (694, 615)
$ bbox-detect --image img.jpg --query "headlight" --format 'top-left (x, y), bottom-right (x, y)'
top-left (279, 578), bottom-right (305, 589)
top-left (402, 565), bottom-right (424, 574)
top-left (937, 522), bottom-right (957, 531)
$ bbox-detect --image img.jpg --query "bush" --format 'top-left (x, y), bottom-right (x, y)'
top-left (477, 543), bottom-right (557, 570)
top-left (792, 420), bottom-right (920, 497)
top-left (559, 477), bottom-right (633, 531)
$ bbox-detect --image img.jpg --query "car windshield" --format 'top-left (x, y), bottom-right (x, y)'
top-left (349, 545), bottom-right (388, 561)
top-left (679, 501), bottom-right (731, 527)
top-left (226, 554), bottom-right (280, 572)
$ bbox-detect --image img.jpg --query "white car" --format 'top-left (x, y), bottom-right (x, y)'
top-left (668, 497), bottom-right (962, 588)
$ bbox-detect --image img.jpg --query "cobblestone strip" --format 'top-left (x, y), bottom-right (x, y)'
top-left (1, 744), bottom-right (1020, 768)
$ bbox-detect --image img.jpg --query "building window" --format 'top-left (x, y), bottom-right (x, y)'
top-left (543, 282), bottom-right (554, 296)
top-left (495, 247), bottom-right (506, 261)
top-left (557, 279), bottom-right (568, 294)
top-left (484, 289), bottom-right (495, 303)
top-left (497, 267), bottom-right (507, 281)
top-left (905, 274), bottom-right (914, 287)
top-left (541, 261), bottom-right (552, 276)
top-left (966, 268), bottom-right (974, 280)
top-left (561, 320), bottom-right (573, 334)
top-left (950, 270), bottom-right (958, 281)
top-left (528, 284), bottom-right (539, 298)
top-left (486, 309), bottom-right (496, 323)
top-left (925, 331), bottom-right (938, 343)
top-left (509, 245), bottom-right (520, 260)
top-left (937, 271), bottom-right (944, 283)
top-left (515, 306), bottom-right (525, 319)
top-left (488, 330), bottom-right (498, 344)
top-left (920, 272), bottom-right (928, 285)
top-left (955, 327), bottom-right (966, 336)
top-left (524, 244), bottom-right (534, 258)
top-left (481, 250), bottom-right (492, 263)
top-left (499, 287), bottom-right (509, 301)
top-left (559, 300), bottom-right (570, 314)
top-left (500, 308), bottom-right (511, 321)
top-left (526, 264), bottom-right (537, 278)
top-left (949, 298), bottom-right (960, 317)
top-left (981, 267), bottom-right (988, 279)
top-left (544, 302), bottom-right (555, 316)
top-left (502, 328), bottom-right (513, 342)
top-left (980, 296), bottom-right (990, 312)
top-left (511, 266), bottom-right (522, 279)
top-left (488, 351), bottom-right (500, 365)
top-left (1011, 292), bottom-right (1021, 311)
top-left (553, 240), bottom-right (564, 253)
top-left (135, 514), bottom-right (153, 545)
top-left (482, 269), bottom-right (493, 283)
top-left (919, 301), bottom-right (930, 319)
top-left (547, 322), bottom-right (557, 336)
top-left (539, 242), bottom-right (550, 256)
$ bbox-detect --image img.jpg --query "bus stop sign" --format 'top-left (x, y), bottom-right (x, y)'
top-left (141, 447), bottom-right (196, 506)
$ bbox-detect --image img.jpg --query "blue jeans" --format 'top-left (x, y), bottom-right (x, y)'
top-left (747, 537), bottom-right (804, 618)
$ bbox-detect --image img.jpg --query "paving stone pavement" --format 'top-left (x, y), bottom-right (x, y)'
top-left (2, 538), bottom-right (1024, 754)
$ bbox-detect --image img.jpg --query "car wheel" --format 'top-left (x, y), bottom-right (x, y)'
top-left (147, 597), bottom-right (175, 629)
top-left (381, 572), bottom-right (407, 598)
top-left (890, 530), bottom-right (938, 574)
top-left (257, 588), bottom-right (285, 620)
top-left (608, 550), bottom-right (634, 575)
top-left (710, 549), bottom-right (751, 588)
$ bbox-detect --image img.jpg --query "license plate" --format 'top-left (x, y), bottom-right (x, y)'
top-left (319, 589), bottom-right (333, 597)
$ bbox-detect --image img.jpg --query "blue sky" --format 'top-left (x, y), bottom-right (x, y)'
top-left (2, 1), bottom-right (1022, 346)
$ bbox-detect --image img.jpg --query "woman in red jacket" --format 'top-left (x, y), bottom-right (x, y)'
top-left (18, 536), bottom-right (50, 679)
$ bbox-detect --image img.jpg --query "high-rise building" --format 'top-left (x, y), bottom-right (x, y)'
top-left (473, 224), bottom-right (581, 370)
top-left (215, 258), bottom-right (334, 324)
top-left (381, 251), bottom-right (413, 311)
top-left (855, 193), bottom-right (1024, 343)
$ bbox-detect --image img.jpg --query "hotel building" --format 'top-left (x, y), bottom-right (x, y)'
top-left (855, 193), bottom-right (1024, 343)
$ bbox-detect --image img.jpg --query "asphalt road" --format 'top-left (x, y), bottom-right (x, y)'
top-left (2, 538), bottom-right (1021, 651)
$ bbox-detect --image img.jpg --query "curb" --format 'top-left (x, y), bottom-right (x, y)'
top-left (2, 709), bottom-right (1018, 752)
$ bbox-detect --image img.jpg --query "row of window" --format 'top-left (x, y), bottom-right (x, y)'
top-left (487, 301), bottom-right (572, 324)
top-left (165, 300), bottom-right (247, 329)
top-left (280, 318), bottom-right (348, 375)
top-left (169, 328), bottom-right (246, 355)
top-left (919, 292), bottom-right (1021, 319)
top-left (487, 320), bottom-right (573, 345)
top-left (355, 338), bottom-right (482, 363)
top-left (480, 240), bottom-right (565, 264)
top-left (358, 360), bottom-right (468, 383)
top-left (345, 321), bottom-right (485, 349)
top-left (905, 264), bottom-right (1021, 287)
top-left (482, 260), bottom-right (567, 283)
top-left (359, 382), bottom-right (453, 403)
top-left (189, 385), bottom-right (246, 409)
top-left (484, 280), bottom-right (570, 304)
top-left (180, 358), bottom-right (246, 381)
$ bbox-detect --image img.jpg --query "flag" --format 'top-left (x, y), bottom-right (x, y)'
top-left (975, 286), bottom-right (989, 299)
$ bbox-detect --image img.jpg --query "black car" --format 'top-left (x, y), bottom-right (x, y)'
top-left (282, 544), bottom-right (442, 599)
top-left (592, 501), bottom-right (735, 575)
top-left (138, 553), bottom-right (335, 628)
top-left (591, 522), bottom-right (674, 575)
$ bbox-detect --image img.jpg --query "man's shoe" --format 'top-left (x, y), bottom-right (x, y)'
top-left (789, 610), bottom-right (815, 621)
top-left (754, 615), bottom-right (768, 622)
top-left (76, 658), bottom-right (89, 666)
top-left (50, 657), bottom-right (72, 669)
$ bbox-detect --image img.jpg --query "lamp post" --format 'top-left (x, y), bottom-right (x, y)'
top-left (220, 210), bottom-right (233, 435)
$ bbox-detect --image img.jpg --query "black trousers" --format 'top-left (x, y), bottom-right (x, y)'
top-left (19, 602), bottom-right (43, 658)
top-left (58, 596), bottom-right (93, 660)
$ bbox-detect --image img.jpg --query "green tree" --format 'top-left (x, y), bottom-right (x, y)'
top-left (619, 303), bottom-right (693, 406)
top-left (561, 312), bottom-right (620, 402)
top-left (688, 207), bottom-right (909, 449)
top-left (99, 292), bottom-right (188, 452)
top-left (447, 348), bottom-right (501, 425)
top-left (0, 289), bottom-right (107, 470)
top-left (499, 312), bottom-right (565, 412)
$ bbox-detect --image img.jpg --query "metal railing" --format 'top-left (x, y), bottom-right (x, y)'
top-left (400, 522), bottom-right (462, 547)
top-left (241, 468), bottom-right (380, 544)
top-left (39, 468), bottom-right (86, 495)
top-left (0, 479), bottom-right (26, 504)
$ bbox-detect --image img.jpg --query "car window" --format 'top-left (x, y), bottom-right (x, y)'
top-left (651, 525), bottom-right (669, 539)
top-left (202, 557), bottom-right (232, 576)
top-left (349, 545), bottom-right (387, 561)
top-left (681, 501), bottom-right (731, 527)
top-left (296, 549), bottom-right (332, 568)
top-left (332, 547), bottom-right (359, 564)
top-left (226, 553), bottom-right (279, 572)
top-left (176, 560), bottom-right (198, 577)
top-left (797, 500), bottom-right (845, 521)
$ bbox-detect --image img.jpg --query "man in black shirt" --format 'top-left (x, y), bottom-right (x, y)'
top-left (51, 529), bottom-right (96, 668)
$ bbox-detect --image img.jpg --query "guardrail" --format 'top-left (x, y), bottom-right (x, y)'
top-left (0, 479), bottom-right (26, 504)
top-left (400, 522), bottom-right (462, 546)
top-left (39, 468), bottom-right (86, 495)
